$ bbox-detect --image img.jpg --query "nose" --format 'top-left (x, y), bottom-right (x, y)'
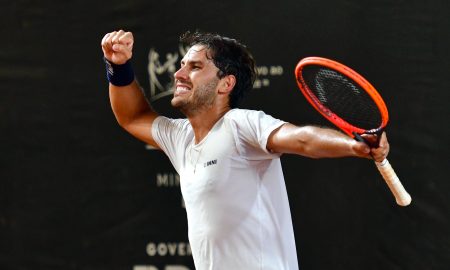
top-left (174, 65), bottom-right (188, 81)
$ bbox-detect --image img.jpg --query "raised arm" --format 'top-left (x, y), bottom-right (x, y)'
top-left (267, 123), bottom-right (389, 162)
top-left (101, 30), bottom-right (160, 148)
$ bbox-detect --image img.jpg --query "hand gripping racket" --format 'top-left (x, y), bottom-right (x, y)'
top-left (295, 57), bottom-right (411, 206)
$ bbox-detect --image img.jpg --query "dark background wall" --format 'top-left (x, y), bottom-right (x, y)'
top-left (1, 0), bottom-right (449, 269)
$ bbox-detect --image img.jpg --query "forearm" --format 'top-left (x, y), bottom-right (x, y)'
top-left (296, 126), bottom-right (362, 158)
top-left (109, 80), bottom-right (154, 127)
top-left (269, 124), bottom-right (369, 159)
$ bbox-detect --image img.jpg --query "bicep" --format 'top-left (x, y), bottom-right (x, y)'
top-left (109, 80), bottom-right (161, 149)
top-left (122, 112), bottom-right (161, 149)
top-left (267, 123), bottom-right (311, 155)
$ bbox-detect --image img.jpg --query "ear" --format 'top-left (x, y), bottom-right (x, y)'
top-left (217, 75), bottom-right (236, 95)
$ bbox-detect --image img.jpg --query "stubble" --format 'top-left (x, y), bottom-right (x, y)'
top-left (172, 79), bottom-right (219, 116)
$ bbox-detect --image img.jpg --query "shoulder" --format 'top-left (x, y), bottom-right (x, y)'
top-left (154, 116), bottom-right (191, 130)
top-left (224, 109), bottom-right (287, 157)
top-left (152, 116), bottom-right (192, 141)
top-left (224, 108), bottom-right (265, 121)
top-left (223, 108), bottom-right (286, 141)
top-left (224, 108), bottom-right (284, 126)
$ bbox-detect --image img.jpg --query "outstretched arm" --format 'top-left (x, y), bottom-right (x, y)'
top-left (267, 123), bottom-right (389, 162)
top-left (101, 30), bottom-right (160, 148)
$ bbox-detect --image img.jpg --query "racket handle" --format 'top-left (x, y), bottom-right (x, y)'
top-left (375, 159), bottom-right (412, 206)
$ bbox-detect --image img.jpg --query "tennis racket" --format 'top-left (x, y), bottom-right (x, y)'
top-left (295, 56), bottom-right (411, 206)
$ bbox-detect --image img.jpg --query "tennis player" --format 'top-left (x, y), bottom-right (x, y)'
top-left (101, 30), bottom-right (389, 270)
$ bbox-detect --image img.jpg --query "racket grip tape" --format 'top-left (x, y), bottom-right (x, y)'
top-left (375, 159), bottom-right (412, 206)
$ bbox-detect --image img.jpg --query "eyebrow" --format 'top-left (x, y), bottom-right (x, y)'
top-left (180, 59), bottom-right (204, 66)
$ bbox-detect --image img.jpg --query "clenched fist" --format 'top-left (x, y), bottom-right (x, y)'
top-left (101, 30), bottom-right (134, 65)
top-left (355, 132), bottom-right (390, 162)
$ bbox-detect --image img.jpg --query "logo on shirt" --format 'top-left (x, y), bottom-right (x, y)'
top-left (203, 159), bottom-right (217, 168)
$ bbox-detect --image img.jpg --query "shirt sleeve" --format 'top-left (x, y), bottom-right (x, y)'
top-left (151, 116), bottom-right (192, 173)
top-left (227, 109), bottom-right (286, 160)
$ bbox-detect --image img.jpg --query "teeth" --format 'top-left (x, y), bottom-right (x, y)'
top-left (176, 86), bottom-right (190, 94)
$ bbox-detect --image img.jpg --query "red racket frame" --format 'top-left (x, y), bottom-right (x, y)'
top-left (295, 57), bottom-right (389, 138)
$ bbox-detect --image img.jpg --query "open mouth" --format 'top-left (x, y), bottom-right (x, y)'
top-left (175, 84), bottom-right (192, 96)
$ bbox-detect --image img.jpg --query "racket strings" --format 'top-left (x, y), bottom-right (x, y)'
top-left (302, 65), bottom-right (381, 130)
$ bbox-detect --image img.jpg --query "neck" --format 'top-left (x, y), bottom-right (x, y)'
top-left (187, 105), bottom-right (231, 144)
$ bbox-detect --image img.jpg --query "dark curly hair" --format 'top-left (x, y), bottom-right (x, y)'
top-left (180, 31), bottom-right (257, 108)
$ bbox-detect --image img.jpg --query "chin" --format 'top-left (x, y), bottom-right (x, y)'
top-left (171, 96), bottom-right (185, 109)
top-left (170, 96), bottom-right (179, 106)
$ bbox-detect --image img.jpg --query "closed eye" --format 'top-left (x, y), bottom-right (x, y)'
top-left (179, 60), bottom-right (204, 71)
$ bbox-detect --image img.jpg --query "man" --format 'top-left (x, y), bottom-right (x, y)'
top-left (101, 30), bottom-right (389, 270)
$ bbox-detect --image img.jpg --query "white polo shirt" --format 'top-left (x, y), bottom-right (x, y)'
top-left (152, 109), bottom-right (299, 270)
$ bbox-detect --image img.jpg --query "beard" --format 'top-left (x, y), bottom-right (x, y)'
top-left (171, 78), bottom-right (219, 116)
